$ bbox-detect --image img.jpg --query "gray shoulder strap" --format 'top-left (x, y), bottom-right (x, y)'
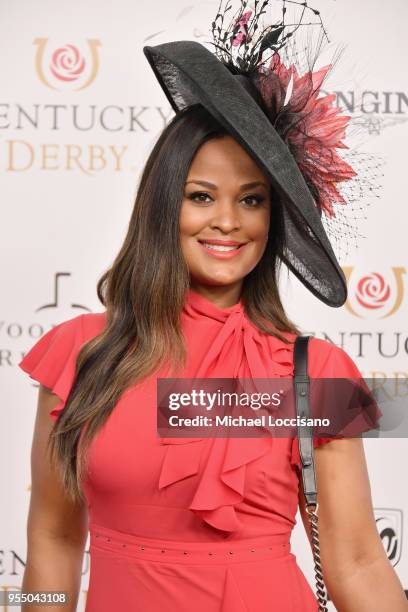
top-left (293, 335), bottom-right (317, 506)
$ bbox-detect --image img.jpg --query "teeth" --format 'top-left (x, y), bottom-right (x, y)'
top-left (202, 243), bottom-right (240, 252)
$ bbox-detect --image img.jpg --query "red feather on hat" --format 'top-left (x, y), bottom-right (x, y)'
top-left (256, 53), bottom-right (357, 218)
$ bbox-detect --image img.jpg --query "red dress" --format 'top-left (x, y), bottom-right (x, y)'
top-left (18, 288), bottom-right (374, 611)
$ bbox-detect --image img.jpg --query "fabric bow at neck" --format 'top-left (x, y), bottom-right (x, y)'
top-left (158, 289), bottom-right (294, 533)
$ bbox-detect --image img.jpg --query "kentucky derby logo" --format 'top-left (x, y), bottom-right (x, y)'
top-left (343, 267), bottom-right (406, 319)
top-left (374, 508), bottom-right (403, 567)
top-left (33, 38), bottom-right (101, 90)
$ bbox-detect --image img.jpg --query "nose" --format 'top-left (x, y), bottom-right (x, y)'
top-left (208, 199), bottom-right (241, 233)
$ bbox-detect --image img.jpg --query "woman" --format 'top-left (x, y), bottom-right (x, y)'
top-left (19, 2), bottom-right (407, 611)
top-left (19, 103), bottom-right (407, 612)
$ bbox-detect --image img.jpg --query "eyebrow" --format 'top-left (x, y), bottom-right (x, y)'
top-left (185, 179), bottom-right (269, 190)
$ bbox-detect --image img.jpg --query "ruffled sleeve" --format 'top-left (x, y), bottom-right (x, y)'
top-left (18, 314), bottom-right (85, 421)
top-left (290, 338), bottom-right (382, 472)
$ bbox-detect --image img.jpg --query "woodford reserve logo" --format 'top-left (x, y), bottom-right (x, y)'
top-left (343, 267), bottom-right (406, 319)
top-left (33, 38), bottom-right (101, 90)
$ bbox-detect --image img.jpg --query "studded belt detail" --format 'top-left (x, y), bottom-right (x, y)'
top-left (89, 523), bottom-right (293, 565)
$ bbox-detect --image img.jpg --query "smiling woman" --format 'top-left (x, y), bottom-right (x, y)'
top-left (18, 0), bottom-right (407, 611)
top-left (19, 99), bottom-right (403, 612)
top-left (180, 133), bottom-right (272, 303)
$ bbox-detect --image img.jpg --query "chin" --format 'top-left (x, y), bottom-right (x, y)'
top-left (192, 270), bottom-right (246, 286)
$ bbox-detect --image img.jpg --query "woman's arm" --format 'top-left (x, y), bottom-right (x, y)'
top-left (22, 384), bottom-right (88, 612)
top-left (299, 438), bottom-right (408, 611)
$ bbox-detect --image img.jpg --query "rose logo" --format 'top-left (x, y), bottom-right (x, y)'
top-left (355, 273), bottom-right (390, 310)
top-left (33, 38), bottom-right (101, 90)
top-left (50, 45), bottom-right (85, 82)
top-left (343, 266), bottom-right (406, 319)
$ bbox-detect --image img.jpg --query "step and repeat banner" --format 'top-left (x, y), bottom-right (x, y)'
top-left (1, 0), bottom-right (407, 609)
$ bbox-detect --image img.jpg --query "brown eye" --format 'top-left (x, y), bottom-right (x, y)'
top-left (242, 195), bottom-right (265, 207)
top-left (189, 191), bottom-right (212, 203)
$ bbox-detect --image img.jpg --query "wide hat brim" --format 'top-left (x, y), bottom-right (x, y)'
top-left (143, 40), bottom-right (348, 308)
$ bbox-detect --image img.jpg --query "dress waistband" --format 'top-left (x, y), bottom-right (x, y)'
top-left (89, 523), bottom-right (292, 565)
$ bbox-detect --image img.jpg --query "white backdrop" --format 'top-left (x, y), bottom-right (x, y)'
top-left (2, 0), bottom-right (407, 609)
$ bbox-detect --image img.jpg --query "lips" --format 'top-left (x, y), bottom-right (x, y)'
top-left (198, 239), bottom-right (245, 251)
top-left (201, 243), bottom-right (241, 252)
top-left (198, 239), bottom-right (243, 246)
top-left (197, 239), bottom-right (247, 258)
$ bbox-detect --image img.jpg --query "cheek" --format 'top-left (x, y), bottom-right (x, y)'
top-left (179, 201), bottom-right (206, 236)
top-left (179, 204), bottom-right (206, 268)
top-left (244, 209), bottom-right (270, 242)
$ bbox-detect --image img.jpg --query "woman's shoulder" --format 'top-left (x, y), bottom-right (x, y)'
top-left (267, 332), bottom-right (359, 377)
top-left (48, 310), bottom-right (107, 340)
top-left (81, 311), bottom-right (107, 338)
top-left (307, 336), bottom-right (362, 379)
top-left (18, 311), bottom-right (108, 420)
top-left (41, 310), bottom-right (107, 345)
top-left (265, 331), bottom-right (361, 379)
top-left (19, 311), bottom-right (107, 385)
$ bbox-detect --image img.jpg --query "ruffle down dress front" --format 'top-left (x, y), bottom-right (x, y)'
top-left (18, 288), bottom-right (375, 611)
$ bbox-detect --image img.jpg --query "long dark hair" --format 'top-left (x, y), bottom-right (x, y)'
top-left (48, 104), bottom-right (302, 501)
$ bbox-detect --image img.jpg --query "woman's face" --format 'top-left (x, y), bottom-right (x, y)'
top-left (180, 135), bottom-right (271, 300)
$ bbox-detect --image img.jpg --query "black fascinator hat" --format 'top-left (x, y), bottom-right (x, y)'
top-left (143, 0), bottom-right (369, 308)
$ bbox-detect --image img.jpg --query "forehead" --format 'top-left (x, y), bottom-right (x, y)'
top-left (188, 135), bottom-right (268, 182)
